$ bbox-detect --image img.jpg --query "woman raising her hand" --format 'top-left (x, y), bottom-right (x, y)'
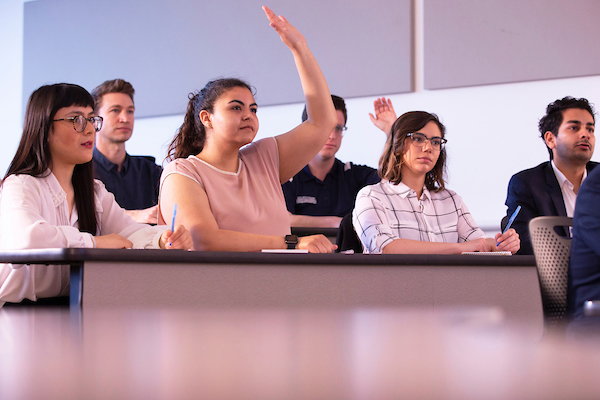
top-left (159, 6), bottom-right (338, 253)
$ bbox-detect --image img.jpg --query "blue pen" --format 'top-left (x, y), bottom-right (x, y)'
top-left (171, 204), bottom-right (178, 233)
top-left (497, 205), bottom-right (521, 246)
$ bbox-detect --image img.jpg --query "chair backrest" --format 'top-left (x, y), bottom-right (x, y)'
top-left (529, 216), bottom-right (573, 324)
top-left (335, 213), bottom-right (363, 253)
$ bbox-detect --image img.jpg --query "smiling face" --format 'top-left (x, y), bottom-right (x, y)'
top-left (96, 92), bottom-right (135, 144)
top-left (400, 121), bottom-right (442, 179)
top-left (200, 86), bottom-right (259, 149)
top-left (546, 108), bottom-right (595, 165)
top-left (49, 105), bottom-right (96, 169)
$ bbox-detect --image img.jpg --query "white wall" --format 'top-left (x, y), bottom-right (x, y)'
top-left (2, 0), bottom-right (599, 233)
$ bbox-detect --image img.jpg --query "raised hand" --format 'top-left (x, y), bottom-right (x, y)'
top-left (369, 97), bottom-right (397, 136)
top-left (262, 6), bottom-right (307, 52)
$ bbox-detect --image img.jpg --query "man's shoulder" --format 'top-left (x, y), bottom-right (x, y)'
top-left (283, 165), bottom-right (313, 186)
top-left (127, 154), bottom-right (163, 171)
top-left (587, 161), bottom-right (599, 171)
top-left (340, 161), bottom-right (380, 185)
top-left (510, 162), bottom-right (550, 181)
top-left (342, 161), bottom-right (376, 172)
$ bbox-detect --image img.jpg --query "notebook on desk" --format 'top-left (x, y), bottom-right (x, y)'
top-left (461, 252), bottom-right (512, 256)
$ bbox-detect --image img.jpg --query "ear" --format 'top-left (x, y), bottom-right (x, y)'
top-left (544, 130), bottom-right (556, 150)
top-left (199, 110), bottom-right (211, 128)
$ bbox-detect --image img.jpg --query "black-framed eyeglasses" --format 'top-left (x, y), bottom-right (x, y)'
top-left (407, 132), bottom-right (447, 150)
top-left (333, 125), bottom-right (348, 136)
top-left (52, 116), bottom-right (103, 132)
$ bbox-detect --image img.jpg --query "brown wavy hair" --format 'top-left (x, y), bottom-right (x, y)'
top-left (378, 111), bottom-right (447, 192)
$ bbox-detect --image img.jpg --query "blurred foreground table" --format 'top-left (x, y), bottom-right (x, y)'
top-left (1, 306), bottom-right (599, 400)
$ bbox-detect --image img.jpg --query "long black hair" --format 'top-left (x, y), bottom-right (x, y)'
top-left (3, 83), bottom-right (98, 234)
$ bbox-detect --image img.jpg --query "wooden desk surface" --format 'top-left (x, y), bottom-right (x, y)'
top-left (1, 306), bottom-right (599, 400)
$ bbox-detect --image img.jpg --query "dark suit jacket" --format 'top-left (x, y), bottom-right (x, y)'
top-left (567, 166), bottom-right (600, 318)
top-left (502, 161), bottom-right (598, 255)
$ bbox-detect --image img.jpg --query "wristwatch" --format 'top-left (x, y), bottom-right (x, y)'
top-left (285, 234), bottom-right (298, 250)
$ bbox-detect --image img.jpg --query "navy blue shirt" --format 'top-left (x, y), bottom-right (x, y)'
top-left (282, 158), bottom-right (380, 217)
top-left (93, 147), bottom-right (162, 210)
top-left (567, 166), bottom-right (600, 319)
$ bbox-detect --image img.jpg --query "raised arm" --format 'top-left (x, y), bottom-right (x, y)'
top-left (262, 6), bottom-right (337, 183)
top-left (369, 97), bottom-right (397, 136)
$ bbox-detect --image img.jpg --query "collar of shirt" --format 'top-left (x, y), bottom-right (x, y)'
top-left (551, 160), bottom-right (587, 191)
top-left (41, 169), bottom-right (67, 208)
top-left (384, 180), bottom-right (431, 202)
top-left (298, 158), bottom-right (344, 183)
top-left (93, 147), bottom-right (130, 174)
top-left (41, 169), bottom-right (104, 216)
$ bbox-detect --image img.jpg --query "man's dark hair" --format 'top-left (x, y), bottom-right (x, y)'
top-left (538, 96), bottom-right (595, 160)
top-left (91, 78), bottom-right (135, 112)
top-left (302, 95), bottom-right (347, 125)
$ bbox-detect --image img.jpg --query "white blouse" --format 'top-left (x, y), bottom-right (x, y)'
top-left (0, 171), bottom-right (167, 305)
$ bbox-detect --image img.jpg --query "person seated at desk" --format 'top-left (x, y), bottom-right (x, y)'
top-left (567, 166), bottom-right (600, 319)
top-left (353, 111), bottom-right (520, 254)
top-left (91, 79), bottom-right (163, 224)
top-left (0, 83), bottom-right (192, 306)
top-left (503, 97), bottom-right (597, 255)
top-left (158, 6), bottom-right (337, 253)
top-left (282, 95), bottom-right (381, 228)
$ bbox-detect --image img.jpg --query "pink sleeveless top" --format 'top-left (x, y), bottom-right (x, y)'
top-left (160, 138), bottom-right (291, 236)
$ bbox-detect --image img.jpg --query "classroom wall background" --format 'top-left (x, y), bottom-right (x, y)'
top-left (2, 0), bottom-right (600, 233)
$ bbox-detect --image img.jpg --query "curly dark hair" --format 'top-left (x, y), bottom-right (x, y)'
top-left (538, 97), bottom-right (595, 160)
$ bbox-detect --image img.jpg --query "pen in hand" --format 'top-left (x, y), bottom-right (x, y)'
top-left (497, 205), bottom-right (521, 247)
top-left (170, 204), bottom-right (178, 247)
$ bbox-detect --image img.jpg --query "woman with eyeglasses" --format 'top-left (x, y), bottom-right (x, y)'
top-left (158, 6), bottom-right (337, 253)
top-left (353, 111), bottom-right (520, 254)
top-left (0, 83), bottom-right (192, 305)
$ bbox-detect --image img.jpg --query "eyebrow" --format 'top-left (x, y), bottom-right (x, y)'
top-left (228, 99), bottom-right (258, 108)
top-left (414, 132), bottom-right (443, 139)
top-left (565, 119), bottom-right (595, 126)
top-left (64, 110), bottom-right (95, 117)
top-left (107, 104), bottom-right (135, 110)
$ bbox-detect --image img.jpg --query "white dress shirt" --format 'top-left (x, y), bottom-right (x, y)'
top-left (551, 160), bottom-right (587, 218)
top-left (0, 171), bottom-right (167, 305)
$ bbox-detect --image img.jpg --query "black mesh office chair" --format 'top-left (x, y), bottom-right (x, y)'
top-left (335, 213), bottom-right (363, 253)
top-left (529, 216), bottom-right (573, 326)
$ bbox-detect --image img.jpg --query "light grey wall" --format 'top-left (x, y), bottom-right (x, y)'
top-left (2, 0), bottom-right (600, 233)
top-left (424, 0), bottom-right (600, 89)
top-left (23, 0), bottom-right (412, 118)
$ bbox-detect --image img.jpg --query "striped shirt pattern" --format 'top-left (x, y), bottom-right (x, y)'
top-left (352, 181), bottom-right (485, 254)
